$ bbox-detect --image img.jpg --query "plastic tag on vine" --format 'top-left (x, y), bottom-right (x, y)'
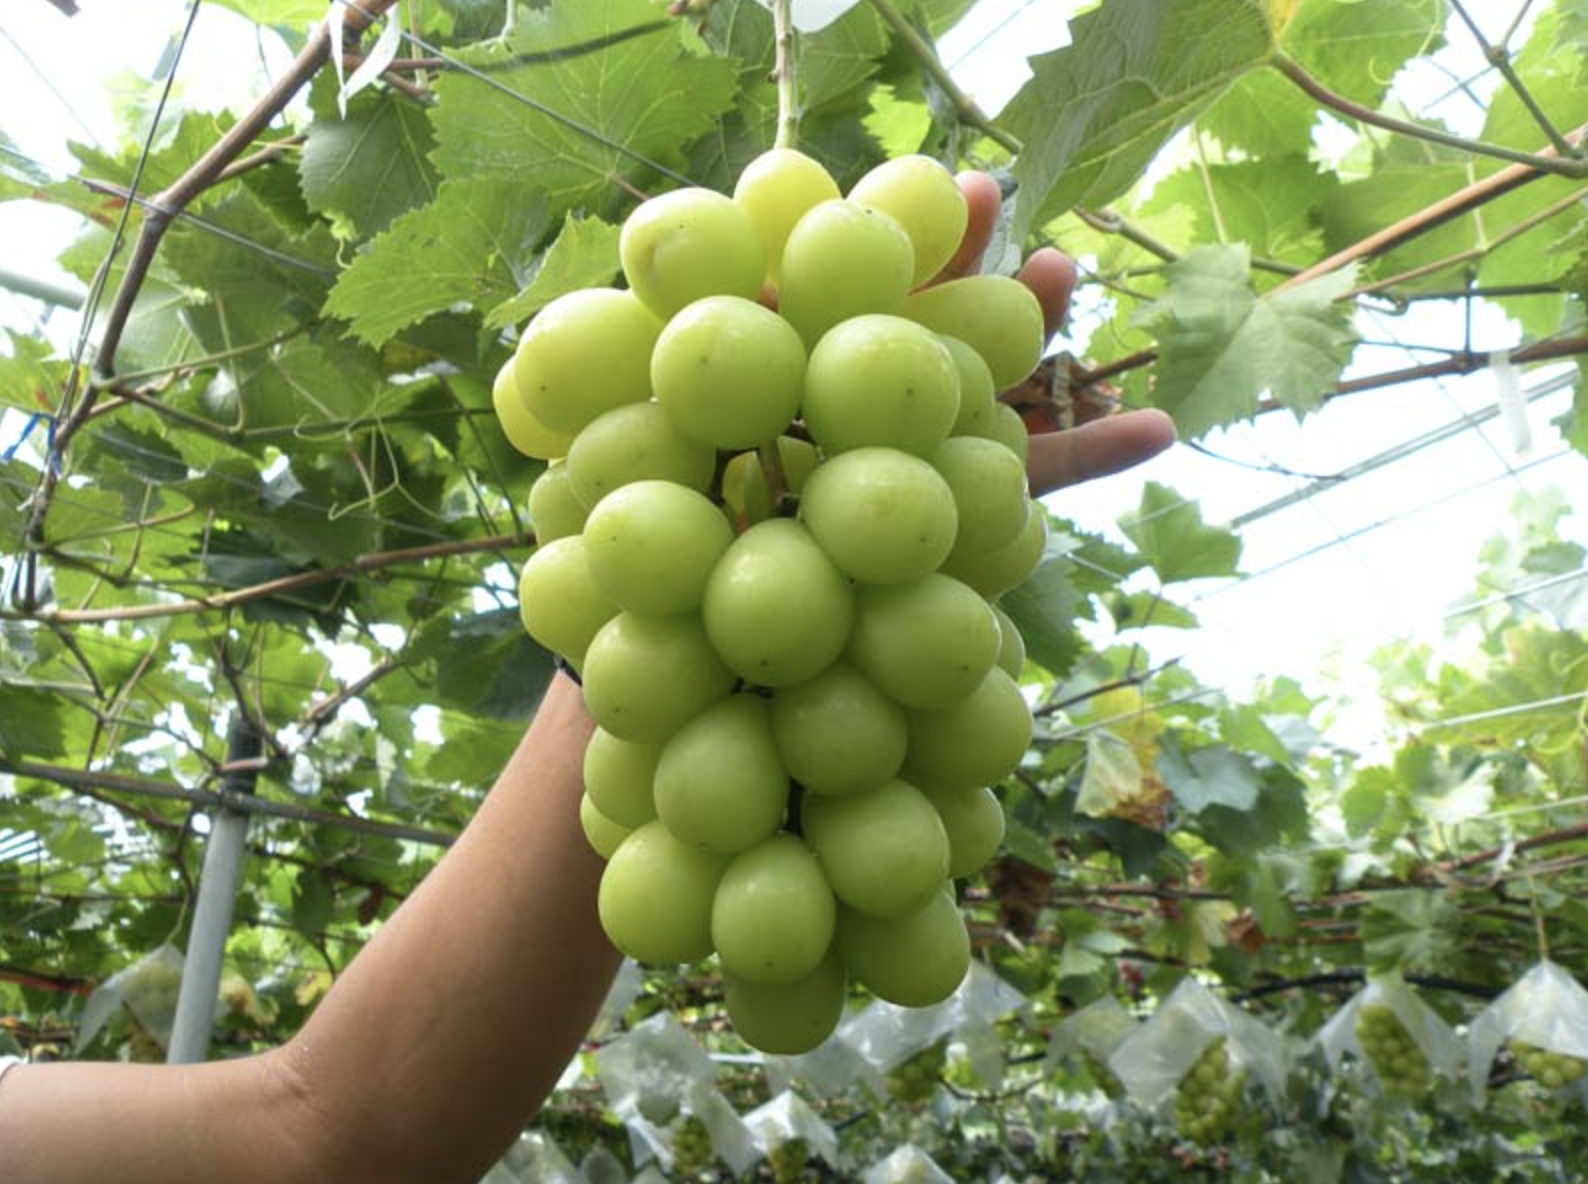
top-left (840, 998), bottom-right (956, 1074)
top-left (744, 1090), bottom-right (840, 1169)
top-left (593, 1011), bottom-right (716, 1124)
top-left (1046, 994), bottom-right (1139, 1069)
top-left (955, 1017), bottom-right (1006, 1088)
top-left (1467, 960), bottom-right (1588, 1105)
top-left (748, 0), bottom-right (867, 32)
top-left (77, 944), bottom-right (186, 1052)
top-left (325, 1), bottom-right (404, 117)
top-left (862, 1144), bottom-right (956, 1184)
top-left (1108, 977), bottom-right (1289, 1108)
top-left (1313, 976), bottom-right (1460, 1092)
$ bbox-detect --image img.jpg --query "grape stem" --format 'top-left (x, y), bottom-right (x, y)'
top-left (757, 439), bottom-right (795, 515)
top-left (771, 0), bottom-right (798, 149)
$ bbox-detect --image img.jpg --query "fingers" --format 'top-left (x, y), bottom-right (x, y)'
top-left (1015, 248), bottom-right (1076, 339)
top-left (936, 172), bottom-right (1002, 282)
top-left (1026, 409), bottom-right (1176, 499)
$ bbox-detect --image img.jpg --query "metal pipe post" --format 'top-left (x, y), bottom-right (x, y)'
top-left (166, 718), bottom-right (262, 1064)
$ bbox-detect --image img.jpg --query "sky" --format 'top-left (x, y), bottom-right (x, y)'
top-left (1, 0), bottom-right (1586, 756)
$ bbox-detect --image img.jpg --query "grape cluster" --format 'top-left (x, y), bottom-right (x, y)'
top-left (1354, 1003), bottom-right (1430, 1098)
top-left (668, 1114), bottom-right (715, 1178)
top-left (1173, 1036), bottom-right (1246, 1147)
top-left (767, 1137), bottom-right (812, 1184)
top-left (886, 1039), bottom-right (948, 1104)
top-left (1510, 1039), bottom-right (1588, 1090)
top-left (1079, 1047), bottom-right (1125, 1099)
top-left (499, 150), bottom-right (1046, 1055)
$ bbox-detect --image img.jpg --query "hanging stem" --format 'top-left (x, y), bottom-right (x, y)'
top-left (1525, 869), bottom-right (1553, 962)
top-left (772, 0), bottom-right (798, 149)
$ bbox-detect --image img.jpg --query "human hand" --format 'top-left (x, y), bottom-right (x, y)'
top-left (944, 173), bottom-right (1175, 498)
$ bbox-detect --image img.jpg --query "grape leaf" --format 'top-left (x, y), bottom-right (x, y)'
top-left (1134, 244), bottom-right (1358, 436)
top-left (1119, 482), bottom-right (1241, 584)
top-left (485, 213), bottom-right (621, 331)
top-left (0, 687), bottom-right (67, 758)
top-left (1003, 0), bottom-right (1278, 240)
top-left (1280, 0), bottom-right (1444, 107)
top-left (1361, 889), bottom-right (1460, 974)
top-left (999, 540), bottom-right (1087, 676)
top-left (1196, 68), bottom-right (1318, 157)
top-left (430, 0), bottom-right (736, 212)
top-left (1157, 739), bottom-right (1261, 814)
top-left (205, 0), bottom-right (326, 28)
top-left (1139, 155), bottom-right (1338, 270)
top-left (301, 91), bottom-right (439, 238)
top-left (325, 179), bottom-right (553, 347)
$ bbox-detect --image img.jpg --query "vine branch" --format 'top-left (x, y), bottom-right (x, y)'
top-left (1446, 0), bottom-right (1578, 159)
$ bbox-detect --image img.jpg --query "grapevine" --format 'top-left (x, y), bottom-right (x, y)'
top-left (501, 149), bottom-right (1044, 1054)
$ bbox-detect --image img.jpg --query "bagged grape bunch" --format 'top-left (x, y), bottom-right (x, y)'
top-left (497, 149), bottom-right (1049, 1055)
top-left (1313, 977), bottom-right (1459, 1101)
top-left (1467, 960), bottom-right (1588, 1103)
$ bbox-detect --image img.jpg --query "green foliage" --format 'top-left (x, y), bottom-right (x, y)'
top-left (5, 3), bottom-right (1588, 1180)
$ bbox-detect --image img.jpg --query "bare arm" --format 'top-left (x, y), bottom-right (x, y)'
top-left (0, 675), bottom-right (614, 1184)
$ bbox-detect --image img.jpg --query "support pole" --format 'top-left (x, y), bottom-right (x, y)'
top-left (166, 718), bottom-right (262, 1064)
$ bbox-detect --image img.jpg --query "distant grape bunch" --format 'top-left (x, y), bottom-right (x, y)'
top-left (1173, 1036), bottom-right (1246, 1147)
top-left (886, 1039), bottom-right (949, 1104)
top-left (1354, 1003), bottom-right (1430, 1098)
top-left (497, 148), bottom-right (1047, 1055)
top-left (1510, 1039), bottom-right (1588, 1091)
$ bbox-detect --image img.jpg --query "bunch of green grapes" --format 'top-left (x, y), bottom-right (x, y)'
top-left (767, 1137), bottom-right (812, 1184)
top-left (500, 149), bottom-right (1047, 1056)
top-left (1173, 1036), bottom-right (1246, 1148)
top-left (887, 1039), bottom-right (948, 1104)
top-left (1079, 1047), bottom-right (1125, 1099)
top-left (1511, 1039), bottom-right (1588, 1090)
top-left (668, 1114), bottom-right (715, 1178)
top-left (1354, 1003), bottom-right (1430, 1098)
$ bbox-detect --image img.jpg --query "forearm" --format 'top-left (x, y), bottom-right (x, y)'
top-left (278, 673), bottom-right (617, 1183)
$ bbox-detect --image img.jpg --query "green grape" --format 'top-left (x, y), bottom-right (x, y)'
top-left (800, 315), bottom-right (960, 457)
top-left (526, 463), bottom-right (587, 544)
top-left (701, 518), bottom-right (854, 687)
top-left (835, 887), bottom-right (969, 1008)
top-left (902, 667), bottom-right (1033, 793)
top-left (768, 1136), bottom-right (812, 1184)
top-left (724, 952), bottom-right (847, 1055)
top-left (1173, 1036), bottom-right (1245, 1147)
top-left (975, 401), bottom-right (1031, 464)
top-left (798, 447), bottom-right (958, 585)
top-left (513, 288), bottom-right (661, 434)
top-left (848, 154), bottom-right (968, 287)
top-left (1079, 1048), bottom-right (1124, 1099)
top-left (733, 148), bottom-right (841, 283)
top-left (930, 436), bottom-right (1031, 556)
top-left (903, 275), bottom-right (1046, 390)
top-left (669, 1114), bottom-right (715, 1178)
top-left (802, 779), bottom-right (949, 918)
top-left (581, 613), bottom-right (735, 743)
top-left (990, 602), bottom-right (1026, 678)
top-left (736, 436), bottom-right (820, 523)
top-left (564, 401), bottom-right (716, 509)
top-left (620, 187), bottom-right (765, 319)
top-left (1512, 1039), bottom-right (1588, 1089)
top-left (653, 694), bottom-right (789, 855)
top-left (847, 573), bottom-right (1001, 710)
top-left (581, 480), bottom-right (734, 617)
top-left (1355, 1003), bottom-right (1430, 1098)
top-left (516, 536), bottom-right (619, 668)
top-left (925, 783), bottom-right (1005, 879)
top-left (942, 335), bottom-right (997, 437)
top-left (711, 832), bottom-right (835, 984)
top-left (887, 1039), bottom-right (948, 1103)
top-left (579, 792), bottom-right (632, 860)
top-left (493, 358), bottom-right (571, 459)
top-left (778, 199), bottom-right (914, 347)
top-left (652, 294), bottom-right (807, 449)
top-left (938, 501), bottom-right (1047, 599)
top-left (598, 820), bottom-right (727, 964)
top-left (582, 727), bottom-right (661, 828)
top-left (769, 661), bottom-right (907, 797)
